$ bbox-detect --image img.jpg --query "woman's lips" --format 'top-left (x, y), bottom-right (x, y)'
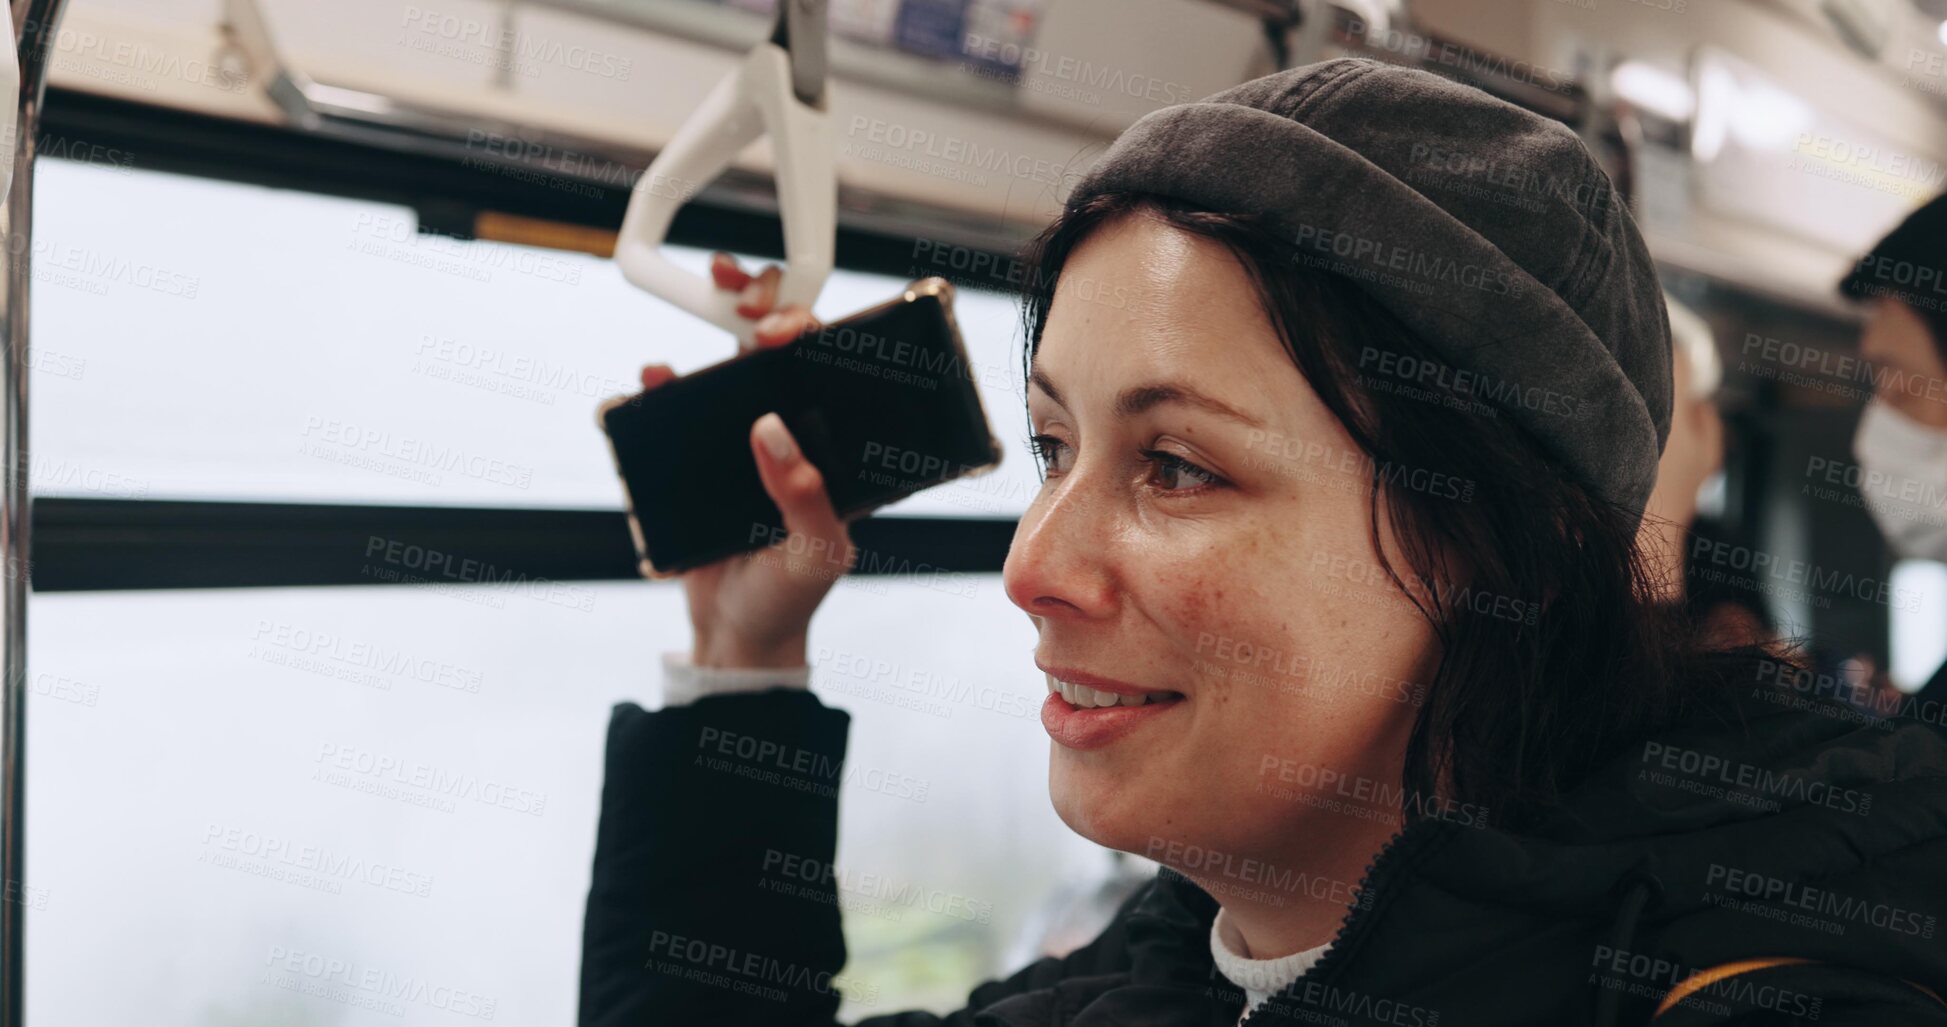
top-left (1039, 672), bottom-right (1185, 750)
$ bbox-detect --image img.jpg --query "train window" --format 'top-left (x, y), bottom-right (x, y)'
top-left (29, 156), bottom-right (1042, 517)
top-left (1890, 559), bottom-right (1947, 690)
top-left (27, 575), bottom-right (1106, 1022)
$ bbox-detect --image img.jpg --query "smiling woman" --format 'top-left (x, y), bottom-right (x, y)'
top-left (580, 57), bottom-right (1947, 1027)
top-left (1006, 184), bottom-right (1728, 979)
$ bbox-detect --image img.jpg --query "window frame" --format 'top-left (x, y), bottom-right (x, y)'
top-left (31, 86), bottom-right (1022, 591)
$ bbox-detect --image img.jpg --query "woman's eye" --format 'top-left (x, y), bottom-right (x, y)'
top-left (1027, 434), bottom-right (1071, 477)
top-left (1027, 436), bottom-right (1224, 492)
top-left (1143, 450), bottom-right (1222, 492)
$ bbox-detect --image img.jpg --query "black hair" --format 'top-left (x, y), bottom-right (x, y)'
top-left (1841, 191), bottom-right (1947, 360)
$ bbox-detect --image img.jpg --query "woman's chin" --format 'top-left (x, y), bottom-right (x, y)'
top-left (1047, 758), bottom-right (1154, 854)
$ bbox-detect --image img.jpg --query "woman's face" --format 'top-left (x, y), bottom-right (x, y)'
top-left (1003, 212), bottom-right (1441, 878)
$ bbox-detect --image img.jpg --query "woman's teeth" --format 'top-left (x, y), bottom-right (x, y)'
top-left (1053, 679), bottom-right (1169, 708)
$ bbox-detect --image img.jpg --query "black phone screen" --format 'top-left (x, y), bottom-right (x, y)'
top-left (600, 279), bottom-right (1002, 576)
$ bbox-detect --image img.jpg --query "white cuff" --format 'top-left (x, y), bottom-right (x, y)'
top-left (659, 650), bottom-right (811, 707)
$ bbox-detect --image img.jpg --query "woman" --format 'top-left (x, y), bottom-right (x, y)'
top-left (579, 59), bottom-right (1947, 1026)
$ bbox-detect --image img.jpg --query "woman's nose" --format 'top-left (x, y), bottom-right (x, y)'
top-left (1002, 482), bottom-right (1118, 621)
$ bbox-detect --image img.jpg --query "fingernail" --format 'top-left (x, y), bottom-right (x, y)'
top-left (757, 312), bottom-right (787, 337)
top-left (755, 413), bottom-right (795, 462)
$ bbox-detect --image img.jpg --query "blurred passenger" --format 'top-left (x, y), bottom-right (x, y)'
top-left (1636, 294), bottom-right (1724, 604)
top-left (1840, 192), bottom-right (1947, 710)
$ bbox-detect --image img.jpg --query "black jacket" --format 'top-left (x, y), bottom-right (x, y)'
top-left (578, 681), bottom-right (1947, 1026)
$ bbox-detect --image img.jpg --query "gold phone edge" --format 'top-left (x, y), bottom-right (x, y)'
top-left (598, 392), bottom-right (683, 580)
top-left (905, 276), bottom-right (1006, 482)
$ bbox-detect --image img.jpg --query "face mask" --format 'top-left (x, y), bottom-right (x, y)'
top-left (1851, 399), bottom-right (1947, 561)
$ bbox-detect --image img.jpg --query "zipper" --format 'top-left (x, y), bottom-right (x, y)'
top-left (1235, 817), bottom-right (1451, 1027)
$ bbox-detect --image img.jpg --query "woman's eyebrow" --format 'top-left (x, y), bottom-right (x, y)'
top-left (1029, 367), bottom-right (1265, 429)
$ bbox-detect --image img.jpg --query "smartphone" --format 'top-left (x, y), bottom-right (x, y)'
top-left (599, 277), bottom-right (1003, 577)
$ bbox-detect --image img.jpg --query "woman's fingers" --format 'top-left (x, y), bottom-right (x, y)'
top-left (754, 307), bottom-right (820, 348)
top-left (735, 265), bottom-right (783, 319)
top-left (712, 254), bottom-right (799, 337)
top-left (709, 252), bottom-right (751, 292)
top-left (749, 412), bottom-right (852, 568)
top-left (639, 363), bottom-right (676, 390)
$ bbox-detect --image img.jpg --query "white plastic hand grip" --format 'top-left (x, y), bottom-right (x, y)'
top-left (615, 42), bottom-right (835, 350)
top-left (0, 20), bottom-right (20, 203)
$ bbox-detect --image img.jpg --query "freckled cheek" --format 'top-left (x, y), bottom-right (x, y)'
top-left (1143, 524), bottom-right (1307, 697)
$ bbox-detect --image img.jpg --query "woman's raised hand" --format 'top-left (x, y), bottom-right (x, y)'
top-left (637, 252), bottom-right (856, 669)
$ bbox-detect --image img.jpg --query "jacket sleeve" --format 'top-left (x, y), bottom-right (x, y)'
top-left (577, 690), bottom-right (1146, 1027)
